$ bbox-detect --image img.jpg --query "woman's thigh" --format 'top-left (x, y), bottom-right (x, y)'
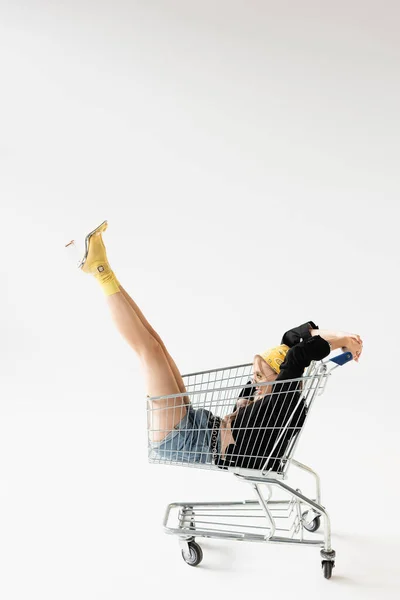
top-left (141, 341), bottom-right (188, 442)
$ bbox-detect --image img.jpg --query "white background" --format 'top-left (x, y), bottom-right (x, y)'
top-left (0, 1), bottom-right (399, 598)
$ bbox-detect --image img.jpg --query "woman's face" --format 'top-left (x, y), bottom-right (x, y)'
top-left (252, 355), bottom-right (278, 398)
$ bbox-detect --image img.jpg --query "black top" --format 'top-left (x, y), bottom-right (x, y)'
top-left (220, 321), bottom-right (330, 471)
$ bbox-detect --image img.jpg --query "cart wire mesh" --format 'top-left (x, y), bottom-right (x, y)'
top-left (147, 360), bottom-right (328, 476)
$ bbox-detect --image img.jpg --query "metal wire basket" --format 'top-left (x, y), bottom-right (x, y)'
top-left (147, 357), bottom-right (332, 477)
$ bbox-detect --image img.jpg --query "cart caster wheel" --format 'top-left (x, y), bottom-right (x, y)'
top-left (182, 541), bottom-right (203, 567)
top-left (321, 560), bottom-right (335, 579)
top-left (302, 511), bottom-right (321, 532)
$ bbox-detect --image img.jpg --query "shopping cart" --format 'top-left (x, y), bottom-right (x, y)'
top-left (147, 352), bottom-right (352, 579)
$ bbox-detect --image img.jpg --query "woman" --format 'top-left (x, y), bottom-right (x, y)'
top-left (69, 221), bottom-right (363, 470)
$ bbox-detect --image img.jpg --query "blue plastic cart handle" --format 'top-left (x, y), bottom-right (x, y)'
top-left (329, 351), bottom-right (353, 366)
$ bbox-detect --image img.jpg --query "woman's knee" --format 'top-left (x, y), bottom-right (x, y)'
top-left (139, 335), bottom-right (165, 363)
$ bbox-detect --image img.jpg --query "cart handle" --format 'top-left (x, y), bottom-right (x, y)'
top-left (328, 351), bottom-right (353, 366)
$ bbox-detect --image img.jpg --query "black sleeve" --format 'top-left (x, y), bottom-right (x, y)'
top-left (233, 380), bottom-right (256, 410)
top-left (277, 335), bottom-right (330, 381)
top-left (237, 381), bottom-right (256, 400)
top-left (281, 321), bottom-right (319, 348)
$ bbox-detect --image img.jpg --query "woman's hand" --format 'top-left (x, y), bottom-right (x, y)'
top-left (222, 410), bottom-right (239, 426)
top-left (235, 397), bottom-right (252, 409)
top-left (342, 333), bottom-right (363, 362)
top-left (311, 328), bottom-right (363, 362)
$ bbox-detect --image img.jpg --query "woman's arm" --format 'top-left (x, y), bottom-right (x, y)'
top-left (310, 329), bottom-right (363, 361)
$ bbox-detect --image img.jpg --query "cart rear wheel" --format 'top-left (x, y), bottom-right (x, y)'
top-left (302, 511), bottom-right (321, 532)
top-left (182, 541), bottom-right (203, 567)
top-left (322, 560), bottom-right (334, 579)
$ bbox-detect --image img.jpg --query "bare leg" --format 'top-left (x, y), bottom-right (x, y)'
top-left (76, 223), bottom-right (188, 441)
top-left (106, 290), bottom-right (187, 442)
top-left (119, 285), bottom-right (189, 401)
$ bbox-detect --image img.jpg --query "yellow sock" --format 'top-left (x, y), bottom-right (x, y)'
top-left (93, 262), bottom-right (120, 296)
top-left (82, 233), bottom-right (120, 296)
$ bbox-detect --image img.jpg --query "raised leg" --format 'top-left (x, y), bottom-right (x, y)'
top-left (106, 291), bottom-right (188, 441)
top-left (76, 222), bottom-right (189, 442)
top-left (118, 285), bottom-right (189, 400)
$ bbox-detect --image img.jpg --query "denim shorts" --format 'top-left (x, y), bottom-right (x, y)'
top-left (149, 406), bottom-right (219, 464)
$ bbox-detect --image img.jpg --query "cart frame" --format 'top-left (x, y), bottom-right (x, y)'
top-left (149, 353), bottom-right (352, 578)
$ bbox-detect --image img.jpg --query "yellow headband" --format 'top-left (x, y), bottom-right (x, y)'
top-left (260, 344), bottom-right (289, 374)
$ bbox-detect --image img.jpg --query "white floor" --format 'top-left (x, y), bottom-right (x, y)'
top-left (0, 413), bottom-right (398, 600)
